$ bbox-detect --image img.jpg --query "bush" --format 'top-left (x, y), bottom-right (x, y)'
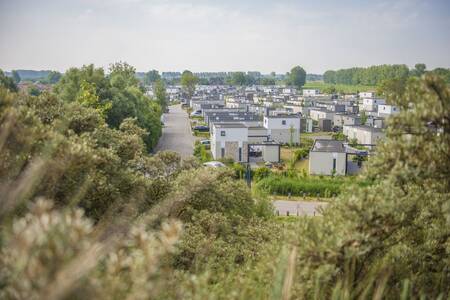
top-left (293, 148), bottom-right (309, 162)
top-left (253, 167), bottom-right (272, 182)
top-left (256, 175), bottom-right (344, 197)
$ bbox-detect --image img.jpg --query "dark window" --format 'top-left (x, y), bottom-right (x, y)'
top-left (221, 131), bottom-right (226, 136)
top-left (332, 158), bottom-right (336, 171)
top-left (239, 147), bottom-right (242, 161)
top-left (282, 120), bottom-right (286, 125)
top-left (221, 148), bottom-right (225, 158)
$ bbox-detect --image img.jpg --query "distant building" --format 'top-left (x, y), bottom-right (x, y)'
top-left (359, 91), bottom-right (376, 98)
top-left (362, 98), bottom-right (386, 112)
top-left (303, 89), bottom-right (320, 97)
top-left (309, 140), bottom-right (347, 175)
top-left (343, 125), bottom-right (385, 145)
top-left (210, 123), bottom-right (280, 163)
top-left (309, 139), bottom-right (366, 176)
top-left (377, 104), bottom-right (399, 117)
top-left (263, 114), bottom-right (301, 144)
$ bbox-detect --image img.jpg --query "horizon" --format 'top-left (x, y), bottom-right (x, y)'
top-left (1, 0), bottom-right (450, 74)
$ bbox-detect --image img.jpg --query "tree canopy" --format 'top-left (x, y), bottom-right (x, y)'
top-left (286, 66), bottom-right (306, 88)
top-left (54, 63), bottom-right (162, 150)
top-left (180, 70), bottom-right (198, 99)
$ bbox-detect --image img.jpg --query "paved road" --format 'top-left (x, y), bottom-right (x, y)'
top-left (273, 200), bottom-right (328, 216)
top-left (154, 104), bottom-right (197, 158)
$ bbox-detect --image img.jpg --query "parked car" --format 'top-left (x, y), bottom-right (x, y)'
top-left (264, 162), bottom-right (273, 168)
top-left (193, 125), bottom-right (209, 132)
top-left (190, 110), bottom-right (202, 117)
top-left (203, 161), bottom-right (226, 168)
top-left (200, 140), bottom-right (210, 145)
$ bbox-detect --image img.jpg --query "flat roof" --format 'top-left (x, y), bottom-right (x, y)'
top-left (213, 123), bottom-right (247, 128)
top-left (344, 125), bottom-right (383, 132)
top-left (265, 114), bottom-right (300, 118)
top-left (311, 139), bottom-right (346, 153)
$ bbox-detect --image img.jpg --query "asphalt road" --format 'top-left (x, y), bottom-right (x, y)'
top-left (273, 200), bottom-right (328, 216)
top-left (154, 104), bottom-right (197, 158)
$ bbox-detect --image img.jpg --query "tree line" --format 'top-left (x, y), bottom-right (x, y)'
top-left (324, 63), bottom-right (450, 85)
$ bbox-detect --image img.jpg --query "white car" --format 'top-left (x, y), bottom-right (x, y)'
top-left (200, 140), bottom-right (210, 145)
top-left (190, 110), bottom-right (202, 117)
top-left (203, 161), bottom-right (226, 168)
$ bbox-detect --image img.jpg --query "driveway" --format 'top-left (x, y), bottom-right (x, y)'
top-left (273, 200), bottom-right (328, 216)
top-left (154, 104), bottom-right (197, 158)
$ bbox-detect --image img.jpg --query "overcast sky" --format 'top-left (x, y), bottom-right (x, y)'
top-left (0, 0), bottom-right (449, 74)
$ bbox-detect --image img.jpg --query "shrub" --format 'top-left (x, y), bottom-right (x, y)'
top-left (256, 175), bottom-right (344, 197)
top-left (253, 167), bottom-right (272, 182)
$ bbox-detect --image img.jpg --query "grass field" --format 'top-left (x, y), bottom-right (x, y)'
top-left (304, 81), bottom-right (377, 94)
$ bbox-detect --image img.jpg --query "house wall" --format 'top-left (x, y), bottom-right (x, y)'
top-left (343, 126), bottom-right (385, 145)
top-left (268, 129), bottom-right (300, 144)
top-left (262, 145), bottom-right (280, 162)
top-left (309, 151), bottom-right (346, 175)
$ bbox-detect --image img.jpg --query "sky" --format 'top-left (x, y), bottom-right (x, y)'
top-left (0, 0), bottom-right (449, 74)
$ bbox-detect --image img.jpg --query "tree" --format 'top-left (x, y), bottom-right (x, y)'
top-left (47, 71), bottom-right (62, 84)
top-left (55, 63), bottom-right (162, 151)
top-left (153, 79), bottom-right (167, 110)
top-left (286, 66), bottom-right (306, 88)
top-left (180, 70), bottom-right (198, 99)
top-left (28, 85), bottom-right (41, 96)
top-left (0, 69), bottom-right (18, 92)
top-left (144, 69), bottom-right (160, 85)
top-left (412, 63), bottom-right (427, 77)
top-left (76, 80), bottom-right (112, 117)
top-left (261, 77), bottom-right (276, 86)
top-left (360, 110), bottom-right (367, 125)
top-left (11, 70), bottom-right (21, 84)
top-left (228, 72), bottom-right (248, 86)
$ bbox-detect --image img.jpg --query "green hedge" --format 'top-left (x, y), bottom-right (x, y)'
top-left (256, 175), bottom-right (344, 197)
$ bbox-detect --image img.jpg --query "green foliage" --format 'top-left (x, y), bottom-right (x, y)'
top-left (260, 77), bottom-right (276, 85)
top-left (12, 70), bottom-right (21, 83)
top-left (0, 69), bottom-right (18, 92)
top-left (256, 175), bottom-right (345, 197)
top-left (324, 64), bottom-right (410, 86)
top-left (193, 142), bottom-right (212, 162)
top-left (55, 63), bottom-right (162, 151)
top-left (46, 70), bottom-right (62, 84)
top-left (286, 66), bottom-right (306, 88)
top-left (27, 85), bottom-right (41, 96)
top-left (0, 88), bottom-right (176, 220)
top-left (253, 166), bottom-right (272, 182)
top-left (293, 148), bottom-right (309, 161)
top-left (153, 79), bottom-right (167, 110)
top-left (180, 70), bottom-right (198, 99)
top-left (143, 69), bottom-right (161, 85)
top-left (0, 75), bottom-right (449, 299)
top-left (332, 131), bottom-right (346, 141)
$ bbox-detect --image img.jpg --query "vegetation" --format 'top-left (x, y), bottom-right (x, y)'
top-left (180, 70), bottom-right (198, 99)
top-left (54, 63), bottom-right (162, 151)
top-left (0, 69), bottom-right (18, 92)
top-left (286, 66), bottom-right (306, 88)
top-left (0, 74), bottom-right (448, 299)
top-left (257, 175), bottom-right (345, 197)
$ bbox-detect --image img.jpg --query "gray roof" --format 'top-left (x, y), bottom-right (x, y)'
top-left (213, 123), bottom-right (247, 128)
top-left (344, 125), bottom-right (383, 133)
top-left (311, 139), bottom-right (346, 153)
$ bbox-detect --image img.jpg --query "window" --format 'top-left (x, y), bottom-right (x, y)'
top-left (221, 148), bottom-right (225, 158)
top-left (239, 147), bottom-right (242, 161)
top-left (332, 158), bottom-right (336, 172)
top-left (281, 120), bottom-right (286, 125)
top-left (221, 131), bottom-right (226, 136)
